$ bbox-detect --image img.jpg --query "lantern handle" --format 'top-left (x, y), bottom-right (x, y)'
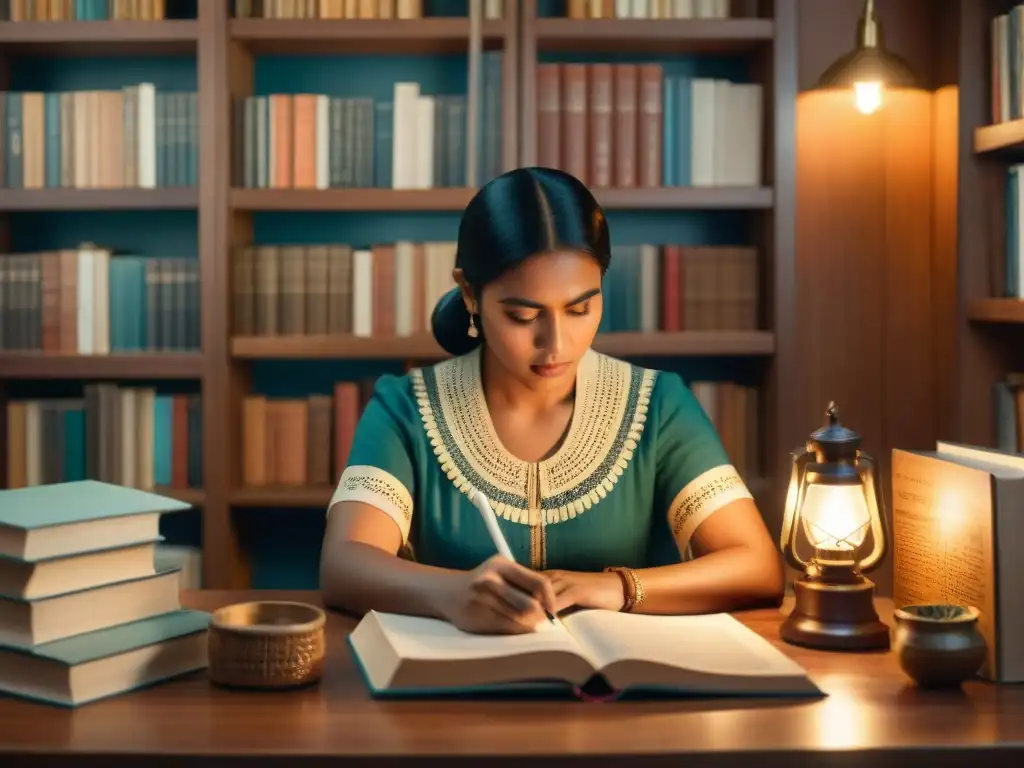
top-left (856, 450), bottom-right (888, 572)
top-left (780, 446), bottom-right (813, 571)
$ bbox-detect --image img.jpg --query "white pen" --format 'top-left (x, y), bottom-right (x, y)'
top-left (470, 488), bottom-right (556, 623)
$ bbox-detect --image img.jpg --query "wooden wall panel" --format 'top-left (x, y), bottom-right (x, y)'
top-left (931, 86), bottom-right (959, 447)
top-left (795, 89), bottom-right (940, 596)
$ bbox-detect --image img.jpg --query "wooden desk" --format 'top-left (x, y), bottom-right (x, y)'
top-left (1, 590), bottom-right (1023, 767)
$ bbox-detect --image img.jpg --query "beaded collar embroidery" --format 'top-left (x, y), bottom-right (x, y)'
top-left (410, 347), bottom-right (656, 525)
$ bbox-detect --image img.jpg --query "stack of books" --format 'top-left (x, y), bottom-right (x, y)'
top-left (0, 480), bottom-right (210, 706)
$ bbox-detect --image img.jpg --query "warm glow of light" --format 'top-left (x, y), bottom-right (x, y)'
top-left (853, 81), bottom-right (883, 114)
top-left (800, 483), bottom-right (871, 552)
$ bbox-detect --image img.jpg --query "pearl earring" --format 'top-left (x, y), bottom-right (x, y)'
top-left (467, 313), bottom-right (479, 338)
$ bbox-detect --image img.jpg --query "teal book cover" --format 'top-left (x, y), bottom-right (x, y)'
top-left (0, 609), bottom-right (210, 666)
top-left (0, 481), bottom-right (192, 531)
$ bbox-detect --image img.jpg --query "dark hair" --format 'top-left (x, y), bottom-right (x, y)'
top-left (431, 167), bottom-right (611, 356)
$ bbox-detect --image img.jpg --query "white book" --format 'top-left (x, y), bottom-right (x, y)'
top-left (76, 248), bottom-right (94, 354)
top-left (315, 95), bottom-right (330, 190)
top-left (392, 82), bottom-right (420, 189)
top-left (137, 83), bottom-right (156, 189)
top-left (690, 78), bottom-right (716, 186)
top-left (723, 82), bottom-right (763, 186)
top-left (350, 609), bottom-right (820, 698)
top-left (414, 95), bottom-right (435, 189)
top-left (352, 249), bottom-right (373, 337)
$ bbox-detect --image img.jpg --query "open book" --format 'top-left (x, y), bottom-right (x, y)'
top-left (348, 609), bottom-right (822, 699)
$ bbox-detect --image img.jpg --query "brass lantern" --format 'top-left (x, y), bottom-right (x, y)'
top-left (779, 402), bottom-right (890, 651)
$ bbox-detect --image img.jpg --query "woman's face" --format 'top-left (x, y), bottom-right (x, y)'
top-left (461, 249), bottom-right (604, 387)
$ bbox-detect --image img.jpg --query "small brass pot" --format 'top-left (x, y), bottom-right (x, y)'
top-left (892, 604), bottom-right (986, 688)
top-left (208, 601), bottom-right (326, 689)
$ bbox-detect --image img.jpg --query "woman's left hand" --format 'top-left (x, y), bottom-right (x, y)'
top-left (544, 569), bottom-right (625, 613)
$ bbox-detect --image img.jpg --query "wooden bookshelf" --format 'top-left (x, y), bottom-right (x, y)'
top-left (231, 186), bottom-right (773, 211)
top-left (967, 298), bottom-right (1024, 324)
top-left (0, 20), bottom-right (198, 54)
top-left (946, 0), bottom-right (1024, 451)
top-left (0, 353), bottom-right (203, 379)
top-left (230, 187), bottom-right (476, 212)
top-left (596, 187), bottom-right (773, 209)
top-left (230, 17), bottom-right (511, 54)
top-left (231, 331), bottom-right (776, 361)
top-left (231, 485), bottom-right (334, 507)
top-left (0, 0), bottom-right (799, 589)
top-left (532, 17), bottom-right (774, 53)
top-left (0, 188), bottom-right (198, 211)
top-left (974, 118), bottom-right (1024, 155)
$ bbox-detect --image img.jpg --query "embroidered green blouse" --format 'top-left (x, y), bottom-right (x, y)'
top-left (328, 346), bottom-right (752, 572)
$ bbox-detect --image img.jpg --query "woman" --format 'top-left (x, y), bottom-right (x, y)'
top-left (320, 167), bottom-right (783, 634)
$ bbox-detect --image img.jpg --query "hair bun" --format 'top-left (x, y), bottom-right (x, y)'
top-left (431, 287), bottom-right (481, 357)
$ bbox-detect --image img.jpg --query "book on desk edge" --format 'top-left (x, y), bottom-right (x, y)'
top-left (347, 608), bottom-right (824, 700)
top-left (0, 480), bottom-right (192, 562)
top-left (0, 609), bottom-right (211, 707)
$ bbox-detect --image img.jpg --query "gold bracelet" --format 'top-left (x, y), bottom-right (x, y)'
top-left (625, 567), bottom-right (645, 611)
top-left (604, 566), bottom-right (637, 612)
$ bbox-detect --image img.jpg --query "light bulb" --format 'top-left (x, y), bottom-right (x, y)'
top-left (853, 81), bottom-right (883, 114)
top-left (799, 482), bottom-right (871, 553)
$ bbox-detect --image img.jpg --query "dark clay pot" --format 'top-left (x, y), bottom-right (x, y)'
top-left (892, 604), bottom-right (987, 688)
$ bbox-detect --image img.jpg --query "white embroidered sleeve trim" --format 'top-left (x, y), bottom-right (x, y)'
top-left (666, 464), bottom-right (752, 552)
top-left (328, 465), bottom-right (414, 542)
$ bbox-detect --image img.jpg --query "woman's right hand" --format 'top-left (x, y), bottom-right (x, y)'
top-left (439, 555), bottom-right (557, 634)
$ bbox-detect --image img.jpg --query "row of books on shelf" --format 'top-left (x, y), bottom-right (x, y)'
top-left (233, 240), bottom-right (758, 338)
top-left (0, 248), bottom-right (200, 353)
top-left (995, 374), bottom-right (1024, 454)
top-left (2, 85), bottom-right (197, 191)
top-left (1004, 165), bottom-right (1024, 299)
top-left (5, 385), bottom-right (204, 491)
top-left (566, 0), bottom-right (731, 18)
top-left (235, 56), bottom-right (502, 190)
top-left (0, 481), bottom-right (207, 707)
top-left (538, 63), bottom-right (762, 188)
top-left (235, 0), bottom-right (503, 19)
top-left (0, 0), bottom-right (182, 20)
top-left (242, 379), bottom-right (374, 487)
top-left (990, 5), bottom-right (1024, 124)
top-left (239, 375), bottom-right (760, 488)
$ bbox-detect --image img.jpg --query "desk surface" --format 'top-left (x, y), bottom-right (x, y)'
top-left (2, 590), bottom-right (1024, 767)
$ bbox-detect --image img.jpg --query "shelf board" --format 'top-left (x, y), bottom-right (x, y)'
top-left (596, 186), bottom-right (773, 209)
top-left (0, 353), bottom-right (204, 379)
top-left (974, 119), bottom-right (1024, 155)
top-left (595, 331), bottom-right (775, 356)
top-left (155, 486), bottom-right (206, 506)
top-left (232, 485), bottom-right (334, 508)
top-left (0, 188), bottom-right (198, 211)
top-left (229, 17), bottom-right (510, 54)
top-left (233, 334), bottom-right (443, 359)
top-left (0, 20), bottom-right (198, 55)
top-left (230, 186), bottom-right (772, 212)
top-left (966, 298), bottom-right (1024, 324)
top-left (231, 187), bottom-right (476, 212)
top-left (533, 18), bottom-right (774, 53)
top-left (231, 331), bottom-right (775, 360)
